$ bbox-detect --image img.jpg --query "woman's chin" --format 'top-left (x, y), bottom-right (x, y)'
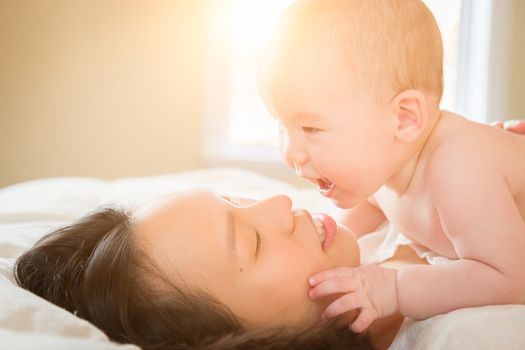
top-left (335, 224), bottom-right (360, 267)
top-left (338, 224), bottom-right (357, 239)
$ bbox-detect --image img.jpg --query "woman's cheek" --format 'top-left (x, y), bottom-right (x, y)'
top-left (264, 250), bottom-right (311, 286)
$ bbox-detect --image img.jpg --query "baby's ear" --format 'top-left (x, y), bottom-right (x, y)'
top-left (391, 90), bottom-right (428, 142)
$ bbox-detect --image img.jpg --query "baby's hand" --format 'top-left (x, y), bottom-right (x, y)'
top-left (308, 265), bottom-right (398, 333)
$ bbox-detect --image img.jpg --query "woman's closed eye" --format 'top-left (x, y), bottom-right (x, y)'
top-left (254, 230), bottom-right (261, 258)
top-left (221, 195), bottom-right (261, 258)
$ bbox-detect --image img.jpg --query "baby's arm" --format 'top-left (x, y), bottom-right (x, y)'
top-left (310, 154), bottom-right (525, 330)
top-left (338, 197), bottom-right (386, 238)
top-left (397, 149), bottom-right (525, 319)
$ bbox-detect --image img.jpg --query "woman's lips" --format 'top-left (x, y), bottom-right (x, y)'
top-left (313, 213), bottom-right (337, 251)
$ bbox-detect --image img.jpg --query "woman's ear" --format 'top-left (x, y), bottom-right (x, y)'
top-left (391, 90), bottom-right (428, 142)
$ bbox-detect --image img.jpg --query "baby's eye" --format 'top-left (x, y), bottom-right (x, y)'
top-left (302, 126), bottom-right (320, 134)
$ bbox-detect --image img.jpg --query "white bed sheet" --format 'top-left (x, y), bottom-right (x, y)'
top-left (1, 167), bottom-right (524, 349)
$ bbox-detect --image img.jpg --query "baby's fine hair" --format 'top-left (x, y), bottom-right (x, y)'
top-left (267, 0), bottom-right (444, 104)
top-left (15, 206), bottom-right (373, 350)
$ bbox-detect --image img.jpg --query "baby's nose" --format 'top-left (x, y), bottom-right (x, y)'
top-left (279, 134), bottom-right (308, 172)
top-left (292, 162), bottom-right (303, 176)
top-left (282, 145), bottom-right (308, 170)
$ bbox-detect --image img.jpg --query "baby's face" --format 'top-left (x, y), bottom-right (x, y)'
top-left (133, 189), bottom-right (360, 328)
top-left (259, 42), bottom-right (399, 209)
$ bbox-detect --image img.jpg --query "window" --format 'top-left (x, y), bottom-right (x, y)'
top-left (203, 0), bottom-right (292, 163)
top-left (203, 0), bottom-right (509, 164)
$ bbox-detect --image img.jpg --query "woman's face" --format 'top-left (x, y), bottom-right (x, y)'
top-left (133, 189), bottom-right (360, 328)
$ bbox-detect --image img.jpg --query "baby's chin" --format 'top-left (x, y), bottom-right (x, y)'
top-left (328, 192), bottom-right (364, 209)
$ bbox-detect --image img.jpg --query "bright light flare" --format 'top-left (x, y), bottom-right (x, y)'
top-left (228, 0), bottom-right (293, 51)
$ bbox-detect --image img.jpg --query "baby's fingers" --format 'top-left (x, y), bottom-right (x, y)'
top-left (322, 293), bottom-right (363, 320)
top-left (308, 274), bottom-right (360, 300)
top-left (350, 309), bottom-right (376, 333)
top-left (309, 267), bottom-right (355, 286)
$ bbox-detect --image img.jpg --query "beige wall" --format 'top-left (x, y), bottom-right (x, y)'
top-left (509, 0), bottom-right (525, 118)
top-left (0, 0), bottom-right (207, 188)
top-left (1, 1), bottom-right (524, 189)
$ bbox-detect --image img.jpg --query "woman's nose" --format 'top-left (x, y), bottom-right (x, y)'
top-left (260, 195), bottom-right (292, 210)
top-left (252, 195), bottom-right (294, 233)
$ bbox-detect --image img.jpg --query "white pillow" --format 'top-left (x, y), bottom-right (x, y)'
top-left (2, 167), bottom-right (525, 350)
top-left (390, 305), bottom-right (525, 350)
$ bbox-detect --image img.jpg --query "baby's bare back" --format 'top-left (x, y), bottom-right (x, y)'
top-left (376, 111), bottom-right (525, 258)
top-left (374, 111), bottom-right (525, 319)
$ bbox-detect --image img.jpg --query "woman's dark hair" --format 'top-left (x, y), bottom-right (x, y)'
top-left (14, 207), bottom-right (372, 350)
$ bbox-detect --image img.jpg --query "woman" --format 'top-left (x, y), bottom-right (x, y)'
top-left (14, 122), bottom-right (525, 350)
top-left (15, 188), bottom-right (412, 350)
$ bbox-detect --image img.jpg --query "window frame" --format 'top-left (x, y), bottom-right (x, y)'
top-left (456, 0), bottom-right (513, 123)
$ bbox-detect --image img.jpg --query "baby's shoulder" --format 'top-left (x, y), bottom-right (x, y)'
top-left (425, 112), bottom-right (504, 173)
top-left (422, 116), bottom-right (502, 194)
top-left (429, 112), bottom-right (525, 173)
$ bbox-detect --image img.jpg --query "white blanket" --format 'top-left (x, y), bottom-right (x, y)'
top-left (1, 167), bottom-right (524, 349)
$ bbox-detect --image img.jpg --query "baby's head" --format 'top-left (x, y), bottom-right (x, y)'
top-left (258, 0), bottom-right (444, 208)
top-left (260, 0), bottom-right (443, 107)
top-left (15, 189), bottom-right (369, 349)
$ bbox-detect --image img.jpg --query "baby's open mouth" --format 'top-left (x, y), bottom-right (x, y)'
top-left (317, 178), bottom-right (335, 195)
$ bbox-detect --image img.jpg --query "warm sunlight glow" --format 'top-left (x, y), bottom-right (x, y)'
top-left (219, 0), bottom-right (293, 149)
top-left (229, 0), bottom-right (292, 52)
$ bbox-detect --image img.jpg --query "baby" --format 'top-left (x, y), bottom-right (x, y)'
top-left (257, 0), bottom-right (525, 333)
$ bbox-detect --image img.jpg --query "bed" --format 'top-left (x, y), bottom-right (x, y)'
top-left (1, 167), bottom-right (524, 349)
